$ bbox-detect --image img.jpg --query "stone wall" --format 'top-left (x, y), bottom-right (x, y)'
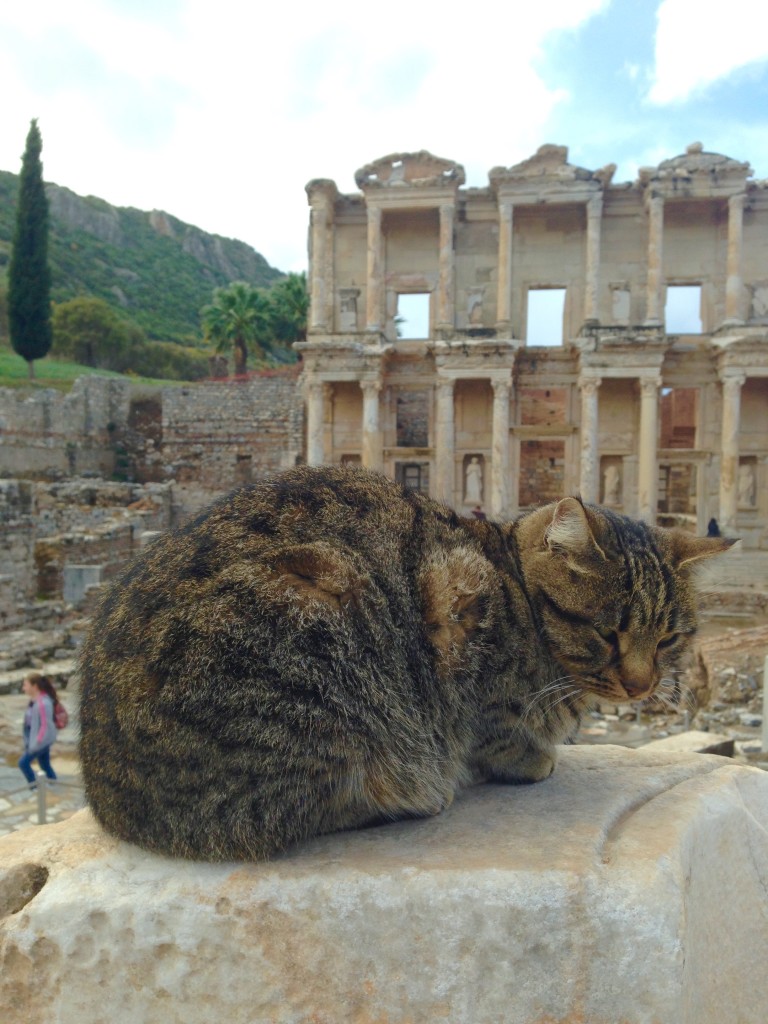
top-left (161, 368), bottom-right (304, 496)
top-left (0, 377), bottom-right (131, 479)
top-left (0, 369), bottom-right (307, 629)
top-left (0, 370), bottom-right (305, 501)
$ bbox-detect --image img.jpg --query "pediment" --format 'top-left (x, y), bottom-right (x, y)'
top-left (489, 144), bottom-right (613, 190)
top-left (355, 152), bottom-right (465, 190)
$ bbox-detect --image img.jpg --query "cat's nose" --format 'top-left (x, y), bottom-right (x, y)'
top-left (622, 679), bottom-right (653, 700)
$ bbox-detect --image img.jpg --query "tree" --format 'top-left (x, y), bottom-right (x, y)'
top-left (8, 119), bottom-right (52, 379)
top-left (51, 296), bottom-right (145, 372)
top-left (268, 271), bottom-right (308, 346)
top-left (200, 281), bottom-right (272, 376)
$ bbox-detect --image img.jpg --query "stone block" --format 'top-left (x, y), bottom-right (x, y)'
top-left (62, 564), bottom-right (103, 607)
top-left (0, 746), bottom-right (767, 1024)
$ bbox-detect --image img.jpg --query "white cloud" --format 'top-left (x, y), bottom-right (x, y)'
top-left (648, 0), bottom-right (768, 104)
top-left (0, 0), bottom-right (608, 272)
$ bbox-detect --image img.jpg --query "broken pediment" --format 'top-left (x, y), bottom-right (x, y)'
top-left (489, 144), bottom-right (615, 190)
top-left (638, 143), bottom-right (751, 194)
top-left (354, 152), bottom-right (465, 190)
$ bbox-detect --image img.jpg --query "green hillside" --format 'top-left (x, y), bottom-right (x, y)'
top-left (0, 170), bottom-right (285, 343)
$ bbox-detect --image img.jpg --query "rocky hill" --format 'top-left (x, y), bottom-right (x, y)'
top-left (0, 170), bottom-right (285, 343)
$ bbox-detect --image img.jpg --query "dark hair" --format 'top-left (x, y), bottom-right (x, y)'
top-left (27, 672), bottom-right (57, 703)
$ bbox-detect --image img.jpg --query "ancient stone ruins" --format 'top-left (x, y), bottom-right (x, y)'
top-left (1, 144), bottom-right (768, 1024)
top-left (2, 143), bottom-right (768, 591)
top-left (303, 143), bottom-right (768, 547)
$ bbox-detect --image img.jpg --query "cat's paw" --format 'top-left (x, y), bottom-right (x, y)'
top-left (492, 747), bottom-right (557, 784)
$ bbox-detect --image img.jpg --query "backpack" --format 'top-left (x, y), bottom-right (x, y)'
top-left (54, 700), bottom-right (69, 730)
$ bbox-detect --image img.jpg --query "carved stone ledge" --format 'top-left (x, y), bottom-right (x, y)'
top-left (1, 746), bottom-right (767, 1024)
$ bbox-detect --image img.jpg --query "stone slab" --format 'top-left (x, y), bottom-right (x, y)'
top-left (642, 729), bottom-right (736, 757)
top-left (0, 745), bottom-right (767, 1024)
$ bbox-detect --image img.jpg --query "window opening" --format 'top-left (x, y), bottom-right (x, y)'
top-left (665, 285), bottom-right (702, 333)
top-left (396, 293), bottom-right (430, 339)
top-left (395, 461), bottom-right (430, 494)
top-left (526, 289), bottom-right (566, 346)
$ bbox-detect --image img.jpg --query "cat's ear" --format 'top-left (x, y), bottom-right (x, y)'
top-left (669, 532), bottom-right (738, 568)
top-left (545, 497), bottom-right (606, 560)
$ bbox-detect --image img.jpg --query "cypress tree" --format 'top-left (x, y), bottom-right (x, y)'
top-left (8, 119), bottom-right (52, 380)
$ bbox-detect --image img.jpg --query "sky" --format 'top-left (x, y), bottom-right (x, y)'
top-left (1, 0), bottom-right (767, 275)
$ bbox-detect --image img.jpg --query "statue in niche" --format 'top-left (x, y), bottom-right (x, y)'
top-left (339, 289), bottom-right (359, 332)
top-left (465, 456), bottom-right (483, 504)
top-left (467, 289), bottom-right (484, 325)
top-left (603, 464), bottom-right (622, 506)
top-left (738, 463), bottom-right (756, 507)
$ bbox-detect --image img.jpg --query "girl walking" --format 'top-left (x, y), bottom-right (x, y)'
top-left (19, 673), bottom-right (58, 789)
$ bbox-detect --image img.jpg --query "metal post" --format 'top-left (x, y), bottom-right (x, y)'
top-left (36, 772), bottom-right (47, 825)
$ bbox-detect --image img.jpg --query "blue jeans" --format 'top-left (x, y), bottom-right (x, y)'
top-left (19, 746), bottom-right (57, 785)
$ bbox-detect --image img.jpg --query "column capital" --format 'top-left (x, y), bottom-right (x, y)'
top-left (436, 377), bottom-right (455, 398)
top-left (639, 376), bottom-right (662, 398)
top-left (306, 379), bottom-right (331, 398)
top-left (644, 189), bottom-right (665, 213)
top-left (720, 371), bottom-right (747, 389)
top-left (578, 376), bottom-right (602, 396)
top-left (491, 377), bottom-right (512, 399)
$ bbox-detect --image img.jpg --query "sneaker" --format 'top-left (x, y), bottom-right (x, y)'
top-left (28, 783), bottom-right (37, 791)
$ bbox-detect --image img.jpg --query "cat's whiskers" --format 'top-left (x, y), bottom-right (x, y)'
top-left (519, 676), bottom-right (579, 724)
top-left (651, 675), bottom-right (697, 713)
top-left (537, 686), bottom-right (583, 719)
top-left (522, 681), bottom-right (583, 724)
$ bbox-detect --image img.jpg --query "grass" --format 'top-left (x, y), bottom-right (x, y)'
top-left (0, 347), bottom-right (185, 391)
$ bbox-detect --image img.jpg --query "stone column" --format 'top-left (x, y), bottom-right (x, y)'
top-left (306, 381), bottom-right (327, 466)
top-left (434, 378), bottom-right (456, 505)
top-left (724, 193), bottom-right (746, 326)
top-left (645, 192), bottom-right (664, 325)
top-left (638, 377), bottom-right (661, 523)
top-left (437, 203), bottom-right (455, 332)
top-left (309, 203), bottom-right (331, 332)
top-left (491, 378), bottom-right (512, 518)
top-left (578, 376), bottom-right (601, 503)
top-left (584, 195), bottom-right (603, 325)
top-left (366, 204), bottom-right (384, 333)
top-left (719, 372), bottom-right (745, 534)
top-left (360, 379), bottom-right (383, 472)
top-left (496, 201), bottom-right (514, 332)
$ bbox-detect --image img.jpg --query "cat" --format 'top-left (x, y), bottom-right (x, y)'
top-left (78, 464), bottom-right (733, 861)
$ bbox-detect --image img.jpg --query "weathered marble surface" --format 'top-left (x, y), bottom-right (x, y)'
top-left (1, 745), bottom-right (767, 1024)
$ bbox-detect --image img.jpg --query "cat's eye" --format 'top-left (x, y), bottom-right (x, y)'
top-left (595, 626), bottom-right (618, 645)
top-left (657, 634), bottom-right (680, 650)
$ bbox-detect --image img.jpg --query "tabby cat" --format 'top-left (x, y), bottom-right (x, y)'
top-left (78, 465), bottom-right (732, 861)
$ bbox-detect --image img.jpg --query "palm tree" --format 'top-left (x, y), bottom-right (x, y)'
top-left (201, 281), bottom-right (271, 376)
top-left (268, 272), bottom-right (308, 346)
